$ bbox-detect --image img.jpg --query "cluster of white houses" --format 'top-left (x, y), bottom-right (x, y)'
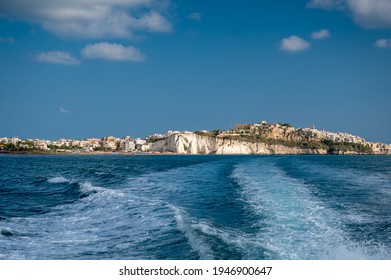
top-left (1, 122), bottom-right (390, 154)
top-left (0, 130), bottom-right (192, 153)
top-left (232, 121), bottom-right (390, 154)
top-left (0, 136), bottom-right (149, 152)
top-left (234, 121), bottom-right (367, 144)
top-left (301, 127), bottom-right (366, 144)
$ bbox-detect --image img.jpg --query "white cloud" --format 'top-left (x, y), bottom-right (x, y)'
top-left (59, 107), bottom-right (69, 113)
top-left (0, 0), bottom-right (172, 39)
top-left (35, 51), bottom-right (80, 65)
top-left (311, 29), bottom-right (330, 40)
top-left (348, 0), bottom-right (391, 28)
top-left (280, 35), bottom-right (311, 52)
top-left (188, 12), bottom-right (202, 21)
top-left (307, 0), bottom-right (391, 28)
top-left (374, 38), bottom-right (391, 48)
top-left (82, 42), bottom-right (145, 61)
top-left (131, 11), bottom-right (172, 33)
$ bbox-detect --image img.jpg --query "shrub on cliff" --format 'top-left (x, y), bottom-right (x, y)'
top-left (321, 140), bottom-right (372, 154)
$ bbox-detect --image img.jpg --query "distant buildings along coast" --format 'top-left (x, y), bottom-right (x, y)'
top-left (1, 121), bottom-right (390, 155)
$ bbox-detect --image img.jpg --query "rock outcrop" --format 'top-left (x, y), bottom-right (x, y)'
top-left (149, 133), bottom-right (329, 155)
top-left (148, 121), bottom-right (391, 155)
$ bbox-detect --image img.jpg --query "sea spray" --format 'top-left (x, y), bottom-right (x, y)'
top-left (1, 155), bottom-right (390, 259)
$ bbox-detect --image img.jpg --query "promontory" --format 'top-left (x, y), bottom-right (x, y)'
top-left (148, 121), bottom-right (390, 155)
top-left (1, 121), bottom-right (390, 155)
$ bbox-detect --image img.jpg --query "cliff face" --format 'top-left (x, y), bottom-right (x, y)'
top-left (367, 142), bottom-right (391, 155)
top-left (149, 133), bottom-right (328, 155)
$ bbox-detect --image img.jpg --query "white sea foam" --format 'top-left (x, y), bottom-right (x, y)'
top-left (3, 156), bottom-right (388, 260)
top-left (127, 161), bottom-right (270, 259)
top-left (0, 184), bottom-right (165, 259)
top-left (47, 176), bottom-right (69, 184)
top-left (191, 221), bottom-right (266, 259)
top-left (79, 181), bottom-right (121, 197)
top-left (232, 160), bottom-right (376, 260)
top-left (170, 205), bottom-right (214, 260)
top-left (2, 158), bottom-right (221, 259)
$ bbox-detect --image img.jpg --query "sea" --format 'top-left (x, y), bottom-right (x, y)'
top-left (0, 155), bottom-right (390, 260)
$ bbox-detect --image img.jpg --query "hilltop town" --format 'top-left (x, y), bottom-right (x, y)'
top-left (1, 121), bottom-right (390, 155)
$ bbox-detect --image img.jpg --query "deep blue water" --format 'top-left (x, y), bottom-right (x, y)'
top-left (0, 155), bottom-right (390, 260)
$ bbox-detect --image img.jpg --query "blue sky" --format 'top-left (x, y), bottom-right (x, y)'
top-left (0, 0), bottom-right (390, 142)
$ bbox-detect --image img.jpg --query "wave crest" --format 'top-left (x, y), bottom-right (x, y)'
top-left (47, 176), bottom-right (69, 184)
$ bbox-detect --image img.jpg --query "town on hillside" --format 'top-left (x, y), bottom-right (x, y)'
top-left (0, 130), bottom-right (189, 154)
top-left (0, 121), bottom-right (389, 154)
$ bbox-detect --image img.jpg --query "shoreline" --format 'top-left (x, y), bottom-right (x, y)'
top-left (1, 151), bottom-right (389, 156)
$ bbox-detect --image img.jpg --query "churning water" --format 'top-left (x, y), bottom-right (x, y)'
top-left (0, 155), bottom-right (390, 259)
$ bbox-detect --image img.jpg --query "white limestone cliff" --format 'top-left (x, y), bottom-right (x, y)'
top-left (149, 133), bottom-right (329, 155)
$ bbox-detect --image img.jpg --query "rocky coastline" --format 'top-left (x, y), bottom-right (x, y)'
top-left (149, 133), bottom-right (389, 155)
top-left (1, 121), bottom-right (390, 155)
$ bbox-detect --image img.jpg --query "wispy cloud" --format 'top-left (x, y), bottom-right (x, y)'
top-left (59, 107), bottom-right (69, 113)
top-left (35, 51), bottom-right (80, 65)
top-left (307, 0), bottom-right (391, 29)
top-left (188, 12), bottom-right (202, 21)
top-left (0, 0), bottom-right (173, 39)
top-left (374, 38), bottom-right (391, 49)
top-left (311, 29), bottom-right (330, 40)
top-left (35, 51), bottom-right (80, 66)
top-left (82, 42), bottom-right (145, 62)
top-left (0, 36), bottom-right (15, 43)
top-left (280, 35), bottom-right (311, 52)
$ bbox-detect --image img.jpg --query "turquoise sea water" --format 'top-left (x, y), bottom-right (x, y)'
top-left (0, 155), bottom-right (390, 259)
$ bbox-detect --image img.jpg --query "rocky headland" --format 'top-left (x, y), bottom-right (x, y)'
top-left (149, 122), bottom-right (391, 155)
top-left (2, 121), bottom-right (390, 155)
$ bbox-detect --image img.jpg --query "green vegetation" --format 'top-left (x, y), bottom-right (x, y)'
top-left (278, 122), bottom-right (292, 127)
top-left (21, 141), bottom-right (34, 148)
top-left (47, 144), bottom-right (83, 151)
top-left (0, 142), bottom-right (45, 152)
top-left (93, 147), bottom-right (112, 152)
top-left (220, 135), bottom-right (326, 149)
top-left (1, 143), bottom-right (17, 150)
top-left (194, 131), bottom-right (215, 137)
top-left (148, 137), bottom-right (168, 143)
top-left (321, 140), bottom-right (372, 154)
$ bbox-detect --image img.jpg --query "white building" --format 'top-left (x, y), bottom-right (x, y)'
top-left (121, 141), bottom-right (135, 152)
top-left (134, 138), bottom-right (147, 145)
top-left (102, 141), bottom-right (117, 150)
